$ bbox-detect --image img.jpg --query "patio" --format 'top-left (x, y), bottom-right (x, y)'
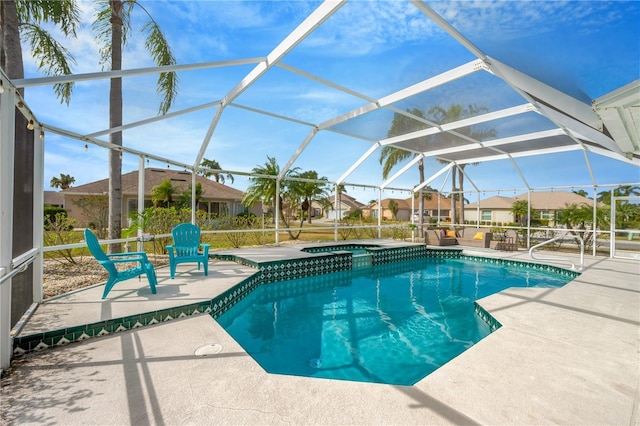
top-left (1, 246), bottom-right (638, 425)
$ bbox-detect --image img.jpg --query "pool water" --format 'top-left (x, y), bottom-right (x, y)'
top-left (217, 257), bottom-right (571, 385)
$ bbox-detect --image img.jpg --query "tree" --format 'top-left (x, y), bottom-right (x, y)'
top-left (200, 158), bottom-right (234, 185)
top-left (572, 189), bottom-right (590, 198)
top-left (388, 199), bottom-right (398, 219)
top-left (2, 0), bottom-right (80, 101)
top-left (510, 200), bottom-right (529, 224)
top-left (242, 156), bottom-right (281, 214)
top-left (556, 203), bottom-right (609, 249)
top-left (380, 108), bottom-right (429, 233)
top-left (290, 170), bottom-right (330, 224)
top-left (242, 156), bottom-right (307, 239)
top-left (597, 185), bottom-right (640, 205)
top-left (178, 182), bottom-right (203, 209)
top-left (427, 105), bottom-right (497, 223)
top-left (92, 0), bottom-right (178, 253)
top-left (49, 173), bottom-right (75, 190)
top-left (151, 179), bottom-right (175, 207)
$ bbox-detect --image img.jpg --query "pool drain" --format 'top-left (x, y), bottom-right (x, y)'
top-left (309, 358), bottom-right (322, 368)
top-left (195, 343), bottom-right (223, 356)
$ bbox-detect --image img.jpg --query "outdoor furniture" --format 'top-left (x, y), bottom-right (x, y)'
top-left (166, 223), bottom-right (210, 279)
top-left (84, 228), bottom-right (158, 299)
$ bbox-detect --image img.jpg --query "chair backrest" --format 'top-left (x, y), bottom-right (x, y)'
top-left (84, 229), bottom-right (118, 275)
top-left (171, 223), bottom-right (202, 257)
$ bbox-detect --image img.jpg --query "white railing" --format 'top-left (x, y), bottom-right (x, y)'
top-left (529, 236), bottom-right (584, 271)
top-left (0, 248), bottom-right (38, 286)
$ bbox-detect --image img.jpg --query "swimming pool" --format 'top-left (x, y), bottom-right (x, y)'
top-left (217, 256), bottom-right (573, 385)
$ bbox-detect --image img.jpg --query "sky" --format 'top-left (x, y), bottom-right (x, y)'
top-left (19, 0), bottom-right (640, 204)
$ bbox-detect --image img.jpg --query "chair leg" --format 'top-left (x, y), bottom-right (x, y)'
top-left (203, 259), bottom-right (208, 276)
top-left (146, 264), bottom-right (157, 294)
top-left (102, 276), bottom-right (119, 299)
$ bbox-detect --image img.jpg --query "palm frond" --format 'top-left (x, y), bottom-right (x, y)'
top-left (139, 13), bottom-right (178, 114)
top-left (21, 24), bottom-right (76, 104)
top-left (17, 0), bottom-right (81, 36)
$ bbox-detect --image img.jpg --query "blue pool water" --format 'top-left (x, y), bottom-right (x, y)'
top-left (217, 257), bottom-right (572, 385)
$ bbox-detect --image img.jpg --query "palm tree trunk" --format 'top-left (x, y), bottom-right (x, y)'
top-left (108, 0), bottom-right (123, 253)
top-left (450, 168), bottom-right (457, 224)
top-left (1, 1), bottom-right (24, 87)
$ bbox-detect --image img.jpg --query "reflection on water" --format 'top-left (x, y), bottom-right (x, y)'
top-left (217, 258), bottom-right (570, 385)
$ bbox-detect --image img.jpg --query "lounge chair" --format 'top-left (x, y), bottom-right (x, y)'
top-left (84, 228), bottom-right (158, 299)
top-left (166, 223), bottom-right (210, 279)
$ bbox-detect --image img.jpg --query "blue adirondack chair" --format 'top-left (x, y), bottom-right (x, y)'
top-left (84, 229), bottom-right (158, 299)
top-left (166, 223), bottom-right (210, 279)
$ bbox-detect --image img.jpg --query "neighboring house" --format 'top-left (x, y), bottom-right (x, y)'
top-left (61, 168), bottom-right (261, 227)
top-left (324, 193), bottom-right (366, 220)
top-left (463, 191), bottom-right (598, 225)
top-left (44, 191), bottom-right (65, 208)
top-left (363, 195), bottom-right (452, 221)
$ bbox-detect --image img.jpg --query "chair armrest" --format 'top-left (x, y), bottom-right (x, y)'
top-left (103, 257), bottom-right (144, 265)
top-left (106, 252), bottom-right (148, 260)
top-left (200, 243), bottom-right (210, 256)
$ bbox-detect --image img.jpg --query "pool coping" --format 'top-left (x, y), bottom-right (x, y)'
top-left (13, 243), bottom-right (578, 358)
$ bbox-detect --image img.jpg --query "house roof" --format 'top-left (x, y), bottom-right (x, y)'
top-left (330, 193), bottom-right (365, 210)
top-left (513, 191), bottom-right (598, 209)
top-left (44, 191), bottom-right (65, 206)
top-left (466, 191), bottom-right (597, 210)
top-left (466, 195), bottom-right (518, 209)
top-left (62, 168), bottom-right (245, 201)
top-left (368, 194), bottom-right (452, 210)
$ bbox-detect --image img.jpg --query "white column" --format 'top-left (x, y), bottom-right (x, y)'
top-left (0, 86), bottom-right (17, 371)
top-left (32, 123), bottom-right (44, 302)
top-left (275, 179), bottom-right (280, 246)
top-left (137, 158), bottom-right (145, 252)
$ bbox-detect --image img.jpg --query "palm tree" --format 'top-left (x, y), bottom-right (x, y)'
top-left (290, 170), bottom-right (330, 224)
top-left (200, 158), bottom-right (234, 185)
top-left (242, 156), bottom-right (308, 239)
top-left (427, 105), bottom-right (497, 223)
top-left (50, 173), bottom-right (75, 190)
top-left (380, 109), bottom-right (429, 232)
top-left (151, 179), bottom-right (175, 207)
top-left (179, 182), bottom-right (203, 208)
top-left (510, 200), bottom-right (529, 224)
top-left (92, 0), bottom-right (178, 252)
top-left (242, 156), bottom-right (281, 213)
top-left (2, 0), bottom-right (80, 101)
top-left (597, 185), bottom-right (640, 205)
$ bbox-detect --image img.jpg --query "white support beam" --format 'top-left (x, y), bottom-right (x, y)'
top-left (488, 57), bottom-right (602, 130)
top-left (336, 143), bottom-right (380, 184)
top-left (414, 163), bottom-right (455, 192)
top-left (32, 124), bottom-right (44, 302)
top-left (412, 1), bottom-right (488, 61)
top-left (223, 1), bottom-right (345, 105)
top-left (380, 103), bottom-right (534, 147)
top-left (44, 124), bottom-right (193, 171)
top-left (85, 100), bottom-right (221, 139)
top-left (12, 58), bottom-right (265, 88)
top-left (380, 155), bottom-right (423, 189)
top-left (319, 60), bottom-right (483, 130)
top-left (192, 105), bottom-right (224, 170)
top-left (280, 128), bottom-right (319, 179)
top-left (137, 158), bottom-right (145, 252)
top-left (0, 85), bottom-right (16, 372)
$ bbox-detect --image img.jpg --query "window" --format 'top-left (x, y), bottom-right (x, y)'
top-left (481, 210), bottom-right (492, 221)
top-left (539, 210), bottom-right (551, 219)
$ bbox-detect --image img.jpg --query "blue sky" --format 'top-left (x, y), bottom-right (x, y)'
top-left (21, 0), bottom-right (640, 203)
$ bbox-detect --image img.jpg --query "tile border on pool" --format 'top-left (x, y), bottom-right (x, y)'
top-left (13, 246), bottom-right (577, 357)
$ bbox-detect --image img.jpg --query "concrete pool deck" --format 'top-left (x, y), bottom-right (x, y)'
top-left (1, 242), bottom-right (639, 425)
